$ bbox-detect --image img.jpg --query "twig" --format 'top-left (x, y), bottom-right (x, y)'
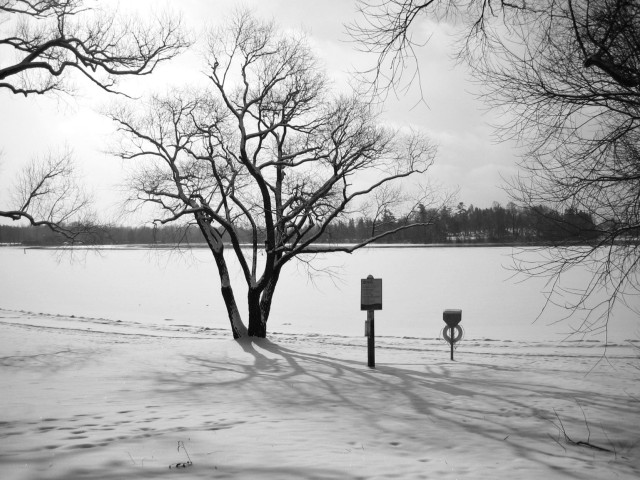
top-left (548, 432), bottom-right (567, 452)
top-left (169, 440), bottom-right (193, 469)
top-left (549, 406), bottom-right (613, 453)
top-left (575, 400), bottom-right (591, 444)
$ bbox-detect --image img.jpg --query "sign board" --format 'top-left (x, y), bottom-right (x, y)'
top-left (443, 309), bottom-right (462, 327)
top-left (361, 277), bottom-right (382, 310)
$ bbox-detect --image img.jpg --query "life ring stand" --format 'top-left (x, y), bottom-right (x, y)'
top-left (442, 325), bottom-right (463, 344)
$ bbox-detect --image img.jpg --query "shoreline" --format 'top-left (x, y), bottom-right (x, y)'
top-left (2, 242), bottom-right (589, 250)
top-left (3, 307), bottom-right (640, 348)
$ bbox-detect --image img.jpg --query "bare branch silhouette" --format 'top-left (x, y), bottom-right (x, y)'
top-left (108, 10), bottom-right (441, 339)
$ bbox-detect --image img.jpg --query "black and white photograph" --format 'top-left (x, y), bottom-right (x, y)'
top-left (1, 1), bottom-right (639, 478)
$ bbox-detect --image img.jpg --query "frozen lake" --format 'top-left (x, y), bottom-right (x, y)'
top-left (0, 246), bottom-right (637, 343)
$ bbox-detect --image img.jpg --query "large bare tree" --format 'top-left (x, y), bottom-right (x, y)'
top-left (108, 12), bottom-right (438, 339)
top-left (0, 0), bottom-right (188, 240)
top-left (351, 0), bottom-right (640, 338)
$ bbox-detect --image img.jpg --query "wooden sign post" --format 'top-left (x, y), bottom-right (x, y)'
top-left (361, 275), bottom-right (382, 368)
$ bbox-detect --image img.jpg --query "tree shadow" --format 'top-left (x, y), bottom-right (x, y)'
top-left (1, 333), bottom-right (636, 480)
top-left (150, 337), bottom-right (637, 479)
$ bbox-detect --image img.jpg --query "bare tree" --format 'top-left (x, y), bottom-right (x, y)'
top-left (347, 0), bottom-right (522, 97)
top-left (351, 0), bottom-right (640, 338)
top-left (108, 11), bottom-right (438, 339)
top-left (491, 0), bottom-right (640, 338)
top-left (0, 0), bottom-right (188, 241)
top-left (0, 0), bottom-right (188, 96)
top-left (0, 149), bottom-right (99, 242)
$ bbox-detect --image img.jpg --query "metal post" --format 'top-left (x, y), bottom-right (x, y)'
top-left (450, 325), bottom-right (454, 361)
top-left (367, 309), bottom-right (375, 368)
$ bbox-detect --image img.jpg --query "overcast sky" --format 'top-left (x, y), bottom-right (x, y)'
top-left (0, 0), bottom-right (521, 224)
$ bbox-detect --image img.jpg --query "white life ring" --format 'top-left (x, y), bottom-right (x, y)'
top-left (442, 325), bottom-right (463, 344)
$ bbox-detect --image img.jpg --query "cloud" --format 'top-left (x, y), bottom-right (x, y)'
top-left (0, 0), bottom-right (522, 224)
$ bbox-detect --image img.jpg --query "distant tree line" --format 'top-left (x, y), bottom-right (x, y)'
top-left (0, 202), bottom-right (609, 247)
top-left (321, 202), bottom-right (602, 244)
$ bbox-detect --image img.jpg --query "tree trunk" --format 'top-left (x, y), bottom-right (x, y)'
top-left (247, 288), bottom-right (266, 337)
top-left (259, 270), bottom-right (280, 326)
top-left (247, 269), bottom-right (281, 338)
top-left (216, 256), bottom-right (247, 339)
top-left (195, 215), bottom-right (248, 339)
top-left (220, 282), bottom-right (246, 339)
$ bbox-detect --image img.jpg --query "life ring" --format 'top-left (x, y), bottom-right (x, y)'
top-left (442, 325), bottom-right (463, 344)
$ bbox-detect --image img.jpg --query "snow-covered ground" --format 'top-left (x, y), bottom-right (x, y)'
top-left (1, 309), bottom-right (638, 479)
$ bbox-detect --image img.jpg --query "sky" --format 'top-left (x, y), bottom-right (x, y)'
top-left (0, 0), bottom-right (520, 225)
